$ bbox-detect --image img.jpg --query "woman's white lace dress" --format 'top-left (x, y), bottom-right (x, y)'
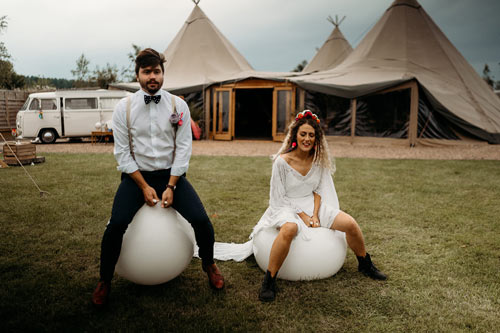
top-left (212, 155), bottom-right (341, 261)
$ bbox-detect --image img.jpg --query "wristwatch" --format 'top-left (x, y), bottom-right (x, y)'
top-left (166, 184), bottom-right (176, 191)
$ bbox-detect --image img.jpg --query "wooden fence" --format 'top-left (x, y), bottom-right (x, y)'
top-left (0, 90), bottom-right (32, 130)
top-left (0, 90), bottom-right (50, 140)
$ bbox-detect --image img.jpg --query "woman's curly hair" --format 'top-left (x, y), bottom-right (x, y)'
top-left (273, 110), bottom-right (335, 173)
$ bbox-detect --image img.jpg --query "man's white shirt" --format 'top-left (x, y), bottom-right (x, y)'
top-left (112, 89), bottom-right (192, 176)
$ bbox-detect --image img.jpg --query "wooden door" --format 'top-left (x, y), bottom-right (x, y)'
top-left (272, 87), bottom-right (294, 141)
top-left (212, 88), bottom-right (233, 140)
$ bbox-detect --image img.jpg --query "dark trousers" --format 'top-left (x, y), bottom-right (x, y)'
top-left (99, 169), bottom-right (215, 282)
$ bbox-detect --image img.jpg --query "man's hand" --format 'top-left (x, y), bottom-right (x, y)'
top-left (161, 188), bottom-right (174, 208)
top-left (143, 186), bottom-right (159, 206)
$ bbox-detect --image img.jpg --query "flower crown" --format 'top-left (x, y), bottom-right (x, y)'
top-left (295, 110), bottom-right (320, 123)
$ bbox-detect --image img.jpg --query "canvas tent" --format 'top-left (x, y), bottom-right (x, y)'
top-left (112, 2), bottom-right (299, 141)
top-left (113, 4), bottom-right (254, 94)
top-left (302, 16), bottom-right (353, 73)
top-left (293, 0), bottom-right (500, 145)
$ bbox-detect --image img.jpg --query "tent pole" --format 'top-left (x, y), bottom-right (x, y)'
top-left (409, 81), bottom-right (419, 147)
top-left (350, 98), bottom-right (357, 143)
top-left (204, 87), bottom-right (211, 139)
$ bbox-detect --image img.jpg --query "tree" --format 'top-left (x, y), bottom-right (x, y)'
top-left (93, 63), bottom-right (119, 88)
top-left (0, 60), bottom-right (25, 89)
top-left (292, 60), bottom-right (308, 72)
top-left (0, 16), bottom-right (24, 89)
top-left (482, 64), bottom-right (495, 88)
top-left (71, 53), bottom-right (92, 87)
top-left (496, 62), bottom-right (500, 90)
top-left (121, 44), bottom-right (142, 82)
top-left (0, 15), bottom-right (9, 60)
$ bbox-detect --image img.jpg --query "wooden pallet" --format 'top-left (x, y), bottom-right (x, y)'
top-left (2, 141), bottom-right (45, 166)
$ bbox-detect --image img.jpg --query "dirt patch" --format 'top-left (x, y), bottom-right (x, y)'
top-left (15, 139), bottom-right (500, 160)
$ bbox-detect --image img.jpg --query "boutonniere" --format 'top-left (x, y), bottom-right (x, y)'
top-left (169, 112), bottom-right (184, 127)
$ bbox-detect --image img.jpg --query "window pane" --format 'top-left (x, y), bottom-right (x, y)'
top-left (222, 91), bottom-right (229, 132)
top-left (29, 99), bottom-right (40, 110)
top-left (20, 99), bottom-right (30, 111)
top-left (41, 99), bottom-right (57, 110)
top-left (65, 98), bottom-right (97, 110)
top-left (100, 98), bottom-right (122, 109)
top-left (277, 90), bottom-right (291, 133)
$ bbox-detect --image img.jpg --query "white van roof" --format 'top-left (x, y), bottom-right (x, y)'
top-left (28, 90), bottom-right (130, 99)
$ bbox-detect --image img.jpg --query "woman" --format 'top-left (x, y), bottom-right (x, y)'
top-left (213, 110), bottom-right (386, 302)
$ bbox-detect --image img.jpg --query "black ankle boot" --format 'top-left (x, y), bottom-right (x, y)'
top-left (259, 270), bottom-right (278, 302)
top-left (357, 253), bottom-right (387, 280)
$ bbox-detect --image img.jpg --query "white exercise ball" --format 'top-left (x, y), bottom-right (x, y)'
top-left (116, 204), bottom-right (196, 285)
top-left (253, 227), bottom-right (347, 281)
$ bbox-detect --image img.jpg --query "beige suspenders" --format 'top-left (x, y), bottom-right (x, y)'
top-left (126, 94), bottom-right (178, 162)
top-left (126, 96), bottom-right (134, 160)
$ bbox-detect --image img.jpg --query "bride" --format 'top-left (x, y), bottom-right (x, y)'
top-left (214, 110), bottom-right (387, 302)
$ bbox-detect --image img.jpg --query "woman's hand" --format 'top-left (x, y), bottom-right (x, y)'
top-left (142, 186), bottom-right (159, 206)
top-left (298, 212), bottom-right (312, 227)
top-left (311, 215), bottom-right (321, 228)
top-left (298, 212), bottom-right (320, 228)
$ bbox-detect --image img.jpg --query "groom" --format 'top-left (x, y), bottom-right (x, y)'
top-left (92, 48), bottom-right (224, 307)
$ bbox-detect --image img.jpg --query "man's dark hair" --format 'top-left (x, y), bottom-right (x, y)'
top-left (135, 48), bottom-right (166, 75)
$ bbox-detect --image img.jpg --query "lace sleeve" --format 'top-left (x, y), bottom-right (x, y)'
top-left (313, 166), bottom-right (339, 210)
top-left (269, 157), bottom-right (303, 214)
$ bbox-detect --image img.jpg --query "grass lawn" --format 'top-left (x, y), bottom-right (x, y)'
top-left (0, 153), bottom-right (499, 332)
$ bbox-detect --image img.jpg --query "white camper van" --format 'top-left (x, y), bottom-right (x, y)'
top-left (15, 90), bottom-right (130, 143)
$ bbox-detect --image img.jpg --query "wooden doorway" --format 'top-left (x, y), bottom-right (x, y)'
top-left (212, 88), bottom-right (233, 140)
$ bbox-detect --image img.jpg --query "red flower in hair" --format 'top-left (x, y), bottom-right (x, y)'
top-left (295, 110), bottom-right (320, 123)
top-left (292, 142), bottom-right (297, 148)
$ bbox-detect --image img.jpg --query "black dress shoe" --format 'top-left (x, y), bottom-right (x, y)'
top-left (357, 253), bottom-right (387, 280)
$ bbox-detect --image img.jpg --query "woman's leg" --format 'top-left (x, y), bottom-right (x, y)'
top-left (267, 222), bottom-right (298, 277)
top-left (330, 211), bottom-right (366, 257)
top-left (259, 222), bottom-right (298, 302)
top-left (330, 211), bottom-right (386, 280)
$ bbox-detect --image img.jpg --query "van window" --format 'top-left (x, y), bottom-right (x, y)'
top-left (41, 99), bottom-right (57, 110)
top-left (100, 97), bottom-right (123, 109)
top-left (65, 98), bottom-right (97, 110)
top-left (20, 98), bottom-right (30, 111)
top-left (29, 99), bottom-right (40, 110)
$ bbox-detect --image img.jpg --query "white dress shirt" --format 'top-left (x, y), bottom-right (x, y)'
top-left (112, 89), bottom-right (192, 176)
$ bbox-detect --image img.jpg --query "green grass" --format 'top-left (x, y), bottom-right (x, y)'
top-left (0, 153), bottom-right (499, 332)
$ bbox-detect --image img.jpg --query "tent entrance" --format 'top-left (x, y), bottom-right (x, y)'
top-left (234, 88), bottom-right (273, 139)
top-left (355, 88), bottom-right (411, 138)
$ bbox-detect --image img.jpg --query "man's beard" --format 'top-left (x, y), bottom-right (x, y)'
top-left (140, 79), bottom-right (163, 95)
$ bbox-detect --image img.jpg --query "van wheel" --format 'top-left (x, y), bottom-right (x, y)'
top-left (39, 129), bottom-right (57, 144)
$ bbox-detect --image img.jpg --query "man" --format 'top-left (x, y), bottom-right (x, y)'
top-left (92, 48), bottom-right (224, 307)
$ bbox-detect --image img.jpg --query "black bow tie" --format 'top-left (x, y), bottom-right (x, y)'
top-left (144, 95), bottom-right (161, 104)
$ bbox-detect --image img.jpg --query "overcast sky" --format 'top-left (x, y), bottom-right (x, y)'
top-left (2, 0), bottom-right (500, 81)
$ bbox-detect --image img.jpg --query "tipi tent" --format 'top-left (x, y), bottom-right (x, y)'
top-left (160, 4), bottom-right (254, 93)
top-left (302, 16), bottom-right (353, 73)
top-left (113, 3), bottom-right (254, 94)
top-left (293, 0), bottom-right (500, 144)
top-left (111, 2), bottom-right (299, 141)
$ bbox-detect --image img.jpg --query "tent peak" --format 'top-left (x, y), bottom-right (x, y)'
top-left (327, 15), bottom-right (346, 27)
top-left (192, 0), bottom-right (200, 6)
top-left (388, 0), bottom-right (421, 11)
